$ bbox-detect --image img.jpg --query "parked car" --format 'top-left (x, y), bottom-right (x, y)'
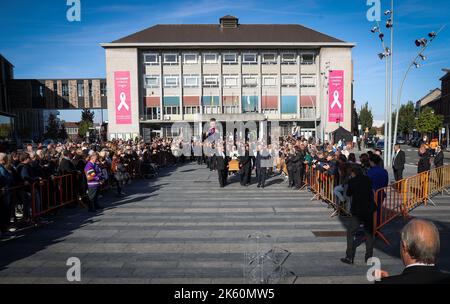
top-left (396, 137), bottom-right (406, 145)
top-left (376, 140), bottom-right (385, 151)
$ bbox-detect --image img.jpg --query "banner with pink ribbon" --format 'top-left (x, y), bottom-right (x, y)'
top-left (328, 70), bottom-right (344, 123)
top-left (114, 71), bottom-right (132, 125)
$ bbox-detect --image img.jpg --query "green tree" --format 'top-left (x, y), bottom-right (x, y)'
top-left (78, 120), bottom-right (92, 139)
top-left (416, 107), bottom-right (444, 135)
top-left (45, 114), bottom-right (59, 140)
top-left (359, 102), bottom-right (373, 132)
top-left (78, 109), bottom-right (95, 140)
top-left (391, 101), bottom-right (416, 137)
top-left (81, 109), bottom-right (95, 124)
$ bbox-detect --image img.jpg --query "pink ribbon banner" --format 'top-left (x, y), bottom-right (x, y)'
top-left (114, 71), bottom-right (132, 125)
top-left (328, 70), bottom-right (344, 123)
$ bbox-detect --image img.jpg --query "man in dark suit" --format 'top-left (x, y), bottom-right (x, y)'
top-left (434, 146), bottom-right (444, 168)
top-left (377, 219), bottom-right (450, 284)
top-left (59, 150), bottom-right (78, 175)
top-left (418, 145), bottom-right (431, 174)
top-left (240, 144), bottom-right (252, 186)
top-left (341, 165), bottom-right (375, 265)
top-left (392, 144), bottom-right (406, 181)
top-left (215, 145), bottom-right (229, 188)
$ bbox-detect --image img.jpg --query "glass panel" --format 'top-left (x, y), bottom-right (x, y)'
top-left (144, 53), bottom-right (158, 64)
top-left (282, 53), bottom-right (296, 63)
top-left (243, 54), bottom-right (257, 63)
top-left (223, 53), bottom-right (237, 63)
top-left (203, 54), bottom-right (217, 64)
top-left (263, 76), bottom-right (277, 86)
top-left (184, 76), bottom-right (198, 87)
top-left (164, 54), bottom-right (178, 63)
top-left (262, 53), bottom-right (277, 63)
top-left (184, 54), bottom-right (197, 64)
top-left (301, 54), bottom-right (315, 65)
top-left (224, 76), bottom-right (237, 87)
top-left (164, 76), bottom-right (178, 87)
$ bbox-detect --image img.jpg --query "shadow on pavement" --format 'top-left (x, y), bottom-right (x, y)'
top-left (0, 163), bottom-right (184, 272)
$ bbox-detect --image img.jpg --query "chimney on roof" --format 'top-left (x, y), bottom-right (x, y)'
top-left (220, 15), bottom-right (239, 28)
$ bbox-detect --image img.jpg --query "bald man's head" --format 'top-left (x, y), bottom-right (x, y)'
top-left (401, 219), bottom-right (440, 265)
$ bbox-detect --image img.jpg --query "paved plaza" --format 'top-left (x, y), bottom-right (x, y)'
top-left (0, 163), bottom-right (449, 284)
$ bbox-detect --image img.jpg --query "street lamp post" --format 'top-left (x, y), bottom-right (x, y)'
top-left (371, 15), bottom-right (392, 167)
top-left (321, 62), bottom-right (331, 143)
top-left (387, 0), bottom-right (394, 168)
top-left (392, 26), bottom-right (445, 157)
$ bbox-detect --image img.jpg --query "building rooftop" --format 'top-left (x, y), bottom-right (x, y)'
top-left (102, 16), bottom-right (354, 48)
top-left (416, 88), bottom-right (441, 108)
top-left (0, 54), bottom-right (14, 68)
top-left (440, 68), bottom-right (450, 81)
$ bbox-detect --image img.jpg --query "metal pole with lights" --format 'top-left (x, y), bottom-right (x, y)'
top-left (392, 25), bottom-right (446, 157)
top-left (371, 15), bottom-right (391, 167)
top-left (387, 1), bottom-right (394, 167)
top-left (321, 62), bottom-right (331, 143)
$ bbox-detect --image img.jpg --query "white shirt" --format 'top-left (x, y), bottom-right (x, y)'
top-left (405, 263), bottom-right (435, 269)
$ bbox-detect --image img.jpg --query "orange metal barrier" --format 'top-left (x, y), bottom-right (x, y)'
top-left (305, 166), bottom-right (350, 217)
top-left (31, 174), bottom-right (80, 219)
top-left (300, 162), bottom-right (450, 245)
top-left (373, 164), bottom-right (450, 245)
top-left (428, 165), bottom-right (450, 199)
top-left (373, 186), bottom-right (405, 246)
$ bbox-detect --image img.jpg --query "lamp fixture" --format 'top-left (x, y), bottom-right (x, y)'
top-left (386, 19), bottom-right (393, 28)
top-left (415, 38), bottom-right (428, 47)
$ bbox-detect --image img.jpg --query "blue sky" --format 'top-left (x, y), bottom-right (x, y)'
top-left (1, 0), bottom-right (449, 121)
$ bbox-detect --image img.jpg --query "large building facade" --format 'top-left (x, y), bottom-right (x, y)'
top-left (106, 16), bottom-right (354, 141)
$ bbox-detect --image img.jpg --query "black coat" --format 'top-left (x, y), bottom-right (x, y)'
top-left (434, 151), bottom-right (444, 168)
top-left (393, 150), bottom-right (406, 171)
top-left (418, 152), bottom-right (431, 174)
top-left (240, 152), bottom-right (252, 170)
top-left (286, 154), bottom-right (300, 172)
top-left (59, 158), bottom-right (77, 175)
top-left (346, 174), bottom-right (375, 219)
top-left (215, 155), bottom-right (229, 171)
top-left (377, 266), bottom-right (450, 284)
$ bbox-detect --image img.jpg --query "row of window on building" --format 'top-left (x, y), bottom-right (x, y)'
top-left (144, 74), bottom-right (317, 89)
top-left (156, 123), bottom-right (315, 139)
top-left (143, 52), bottom-right (316, 65)
top-left (145, 106), bottom-right (316, 119)
top-left (54, 82), bottom-right (107, 98)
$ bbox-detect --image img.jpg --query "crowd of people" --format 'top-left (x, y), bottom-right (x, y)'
top-left (0, 137), bottom-right (181, 238)
top-left (187, 119), bottom-right (448, 274)
top-left (1, 121), bottom-right (449, 282)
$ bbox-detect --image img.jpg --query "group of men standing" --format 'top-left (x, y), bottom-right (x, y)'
top-left (212, 143), bottom-right (273, 189)
top-left (392, 143), bottom-right (445, 182)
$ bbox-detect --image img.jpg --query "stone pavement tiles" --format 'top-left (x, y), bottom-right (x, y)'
top-left (0, 163), bottom-right (449, 284)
